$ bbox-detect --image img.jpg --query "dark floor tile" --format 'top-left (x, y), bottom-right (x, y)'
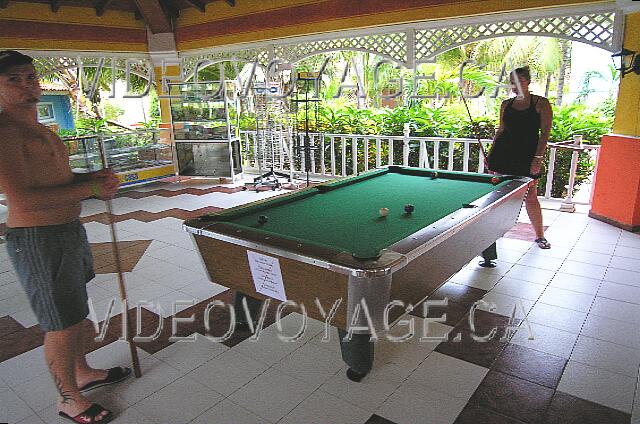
top-left (431, 281), bottom-right (488, 306)
top-left (435, 310), bottom-right (512, 368)
top-left (135, 315), bottom-right (176, 354)
top-left (90, 240), bottom-right (151, 273)
top-left (435, 329), bottom-right (507, 368)
top-left (132, 289), bottom-right (290, 353)
top-left (0, 316), bottom-right (24, 338)
top-left (0, 325), bottom-right (44, 362)
top-left (80, 308), bottom-right (159, 354)
top-left (364, 414), bottom-right (399, 424)
top-left (90, 242), bottom-right (116, 258)
top-left (462, 308), bottom-right (522, 344)
top-left (460, 309), bottom-right (513, 335)
top-left (455, 404), bottom-right (526, 423)
top-left (81, 213), bottom-right (110, 225)
top-left (544, 391), bottom-right (631, 424)
top-left (469, 370), bottom-right (554, 423)
top-left (115, 186), bottom-right (244, 200)
top-left (81, 205), bottom-right (226, 227)
top-left (210, 291), bottom-right (289, 348)
top-left (493, 343), bottom-right (566, 389)
top-left (410, 298), bottom-right (469, 327)
top-left (80, 306), bottom-right (174, 355)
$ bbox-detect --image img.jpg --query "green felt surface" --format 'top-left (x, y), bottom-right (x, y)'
top-left (223, 169), bottom-right (510, 258)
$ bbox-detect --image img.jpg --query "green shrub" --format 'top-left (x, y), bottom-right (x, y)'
top-left (239, 101), bottom-right (612, 196)
top-left (539, 104), bottom-right (613, 197)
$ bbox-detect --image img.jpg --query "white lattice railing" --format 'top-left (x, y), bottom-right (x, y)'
top-left (239, 129), bottom-right (600, 210)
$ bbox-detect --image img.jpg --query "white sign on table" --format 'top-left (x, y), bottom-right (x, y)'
top-left (247, 251), bottom-right (287, 301)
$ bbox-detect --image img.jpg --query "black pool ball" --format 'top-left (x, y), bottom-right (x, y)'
top-left (258, 215), bottom-right (268, 225)
top-left (490, 176), bottom-right (500, 185)
top-left (404, 204), bottom-right (415, 213)
top-left (431, 172), bottom-right (438, 179)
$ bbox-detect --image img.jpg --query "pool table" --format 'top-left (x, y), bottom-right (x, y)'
top-left (184, 166), bottom-right (531, 380)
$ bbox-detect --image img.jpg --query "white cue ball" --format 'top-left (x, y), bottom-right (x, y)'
top-left (379, 207), bottom-right (389, 217)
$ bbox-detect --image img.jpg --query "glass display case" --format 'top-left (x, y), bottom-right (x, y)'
top-left (65, 130), bottom-right (175, 187)
top-left (169, 81), bottom-right (243, 179)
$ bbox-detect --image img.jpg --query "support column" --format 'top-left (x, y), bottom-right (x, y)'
top-left (146, 31), bottom-right (181, 177)
top-left (590, 10), bottom-right (640, 231)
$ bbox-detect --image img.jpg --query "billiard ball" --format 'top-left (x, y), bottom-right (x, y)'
top-left (258, 215), bottom-right (268, 225)
top-left (431, 172), bottom-right (438, 179)
top-left (404, 204), bottom-right (415, 213)
top-left (379, 207), bottom-right (389, 217)
top-left (490, 176), bottom-right (500, 185)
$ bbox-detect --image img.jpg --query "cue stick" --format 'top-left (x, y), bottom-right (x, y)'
top-left (459, 88), bottom-right (490, 166)
top-left (97, 142), bottom-right (142, 378)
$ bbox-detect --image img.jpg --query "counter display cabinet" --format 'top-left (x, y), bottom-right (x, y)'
top-left (169, 81), bottom-right (243, 179)
top-left (65, 131), bottom-right (175, 187)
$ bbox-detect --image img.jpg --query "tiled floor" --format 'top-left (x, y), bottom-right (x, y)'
top-left (1, 176), bottom-right (640, 424)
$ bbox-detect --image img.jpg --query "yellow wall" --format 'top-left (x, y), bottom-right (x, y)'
top-left (613, 12), bottom-right (640, 137)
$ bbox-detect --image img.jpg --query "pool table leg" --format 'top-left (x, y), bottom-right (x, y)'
top-left (479, 242), bottom-right (498, 268)
top-left (337, 329), bottom-right (374, 382)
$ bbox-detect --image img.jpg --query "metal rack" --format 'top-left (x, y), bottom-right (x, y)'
top-left (292, 72), bottom-right (322, 187)
top-left (243, 81), bottom-right (293, 191)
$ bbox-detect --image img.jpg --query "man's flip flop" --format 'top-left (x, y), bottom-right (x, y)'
top-left (59, 403), bottom-right (113, 423)
top-left (79, 367), bottom-right (132, 393)
top-left (535, 238), bottom-right (551, 249)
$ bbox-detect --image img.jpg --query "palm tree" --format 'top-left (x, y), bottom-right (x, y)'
top-left (436, 35), bottom-right (566, 111)
top-left (555, 40), bottom-right (572, 106)
top-left (575, 70), bottom-right (605, 104)
top-left (537, 38), bottom-right (563, 97)
top-left (40, 63), bottom-right (151, 120)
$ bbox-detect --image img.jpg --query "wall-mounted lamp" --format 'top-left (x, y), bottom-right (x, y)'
top-left (611, 48), bottom-right (640, 76)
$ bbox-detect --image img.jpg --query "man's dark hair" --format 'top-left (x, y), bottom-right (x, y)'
top-left (0, 50), bottom-right (34, 74)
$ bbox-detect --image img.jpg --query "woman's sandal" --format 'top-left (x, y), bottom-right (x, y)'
top-left (535, 237), bottom-right (551, 249)
top-left (59, 403), bottom-right (113, 423)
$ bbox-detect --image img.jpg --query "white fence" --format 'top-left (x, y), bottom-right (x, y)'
top-left (239, 129), bottom-right (601, 210)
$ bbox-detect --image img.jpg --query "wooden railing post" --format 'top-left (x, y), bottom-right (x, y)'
top-left (403, 123), bottom-right (410, 166)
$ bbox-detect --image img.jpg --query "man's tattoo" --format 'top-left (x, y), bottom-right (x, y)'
top-left (49, 360), bottom-right (74, 405)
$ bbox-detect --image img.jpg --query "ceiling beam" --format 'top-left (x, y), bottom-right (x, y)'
top-left (185, 0), bottom-right (205, 12)
top-left (159, 0), bottom-right (179, 19)
top-left (95, 0), bottom-right (114, 16)
top-left (50, 0), bottom-right (60, 12)
top-left (133, 0), bottom-right (173, 33)
top-left (0, 0), bottom-right (9, 9)
top-left (225, 0), bottom-right (235, 6)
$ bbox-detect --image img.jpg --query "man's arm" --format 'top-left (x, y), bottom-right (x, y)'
top-left (0, 127), bottom-right (94, 212)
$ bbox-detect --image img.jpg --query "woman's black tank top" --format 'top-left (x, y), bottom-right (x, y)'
top-left (488, 95), bottom-right (541, 176)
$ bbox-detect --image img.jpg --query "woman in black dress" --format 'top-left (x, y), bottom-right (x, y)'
top-left (488, 66), bottom-right (553, 249)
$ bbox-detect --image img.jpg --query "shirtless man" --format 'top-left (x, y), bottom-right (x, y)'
top-left (0, 51), bottom-right (130, 423)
